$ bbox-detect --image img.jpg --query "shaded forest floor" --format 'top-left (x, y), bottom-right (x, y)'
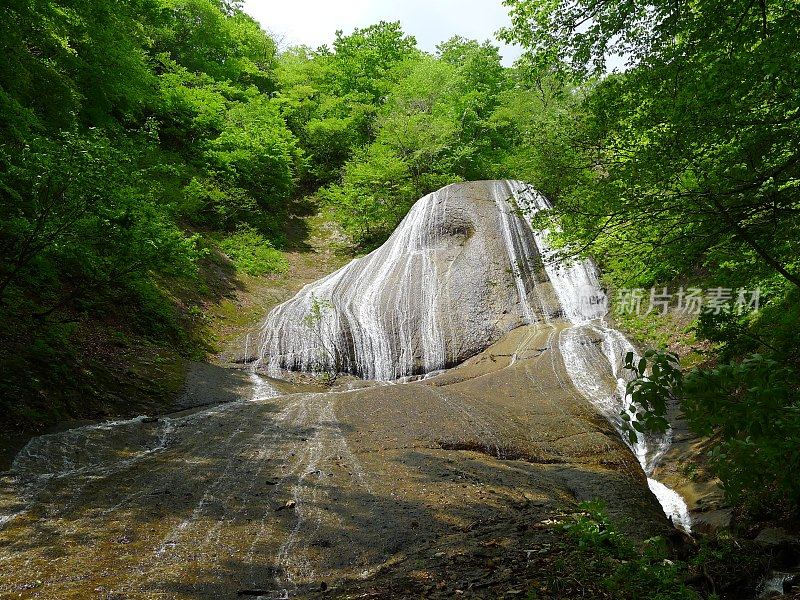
top-left (0, 196), bottom-right (352, 470)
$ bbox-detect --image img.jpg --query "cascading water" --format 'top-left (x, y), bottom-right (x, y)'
top-left (258, 179), bottom-right (690, 531)
top-left (258, 191), bottom-right (448, 380)
top-left (492, 188), bottom-right (538, 324)
top-left (511, 182), bottom-right (691, 532)
top-left (257, 181), bottom-right (557, 380)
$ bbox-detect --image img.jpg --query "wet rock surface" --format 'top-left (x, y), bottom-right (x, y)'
top-left (0, 181), bottom-right (692, 598)
top-left (176, 362), bottom-right (255, 411)
top-left (0, 325), bottom-right (669, 599)
top-left (258, 181), bottom-right (561, 380)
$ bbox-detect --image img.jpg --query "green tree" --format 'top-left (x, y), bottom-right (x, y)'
top-left (151, 0), bottom-right (276, 89)
top-left (502, 0), bottom-right (800, 517)
top-left (273, 23), bottom-right (419, 187)
top-left (331, 21), bottom-right (418, 102)
top-left (375, 57), bottom-right (460, 196)
top-left (322, 143), bottom-right (416, 244)
top-left (0, 0), bottom-right (159, 132)
top-left (0, 0), bottom-right (293, 429)
top-left (500, 0), bottom-right (800, 290)
top-left (317, 36), bottom-right (515, 247)
top-left (205, 94), bottom-right (299, 211)
top-left (436, 37), bottom-right (510, 179)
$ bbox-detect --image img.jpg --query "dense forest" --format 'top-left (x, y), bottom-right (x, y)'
top-left (1, 0), bottom-right (798, 533)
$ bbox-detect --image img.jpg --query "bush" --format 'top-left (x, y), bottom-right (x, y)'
top-left (205, 95), bottom-right (299, 206)
top-left (321, 142), bottom-right (416, 245)
top-left (560, 501), bottom-right (699, 600)
top-left (560, 500), bottom-right (628, 552)
top-left (625, 348), bottom-right (800, 516)
top-left (182, 177), bottom-right (260, 231)
top-left (215, 226), bottom-right (288, 276)
top-left (682, 354), bottom-right (800, 514)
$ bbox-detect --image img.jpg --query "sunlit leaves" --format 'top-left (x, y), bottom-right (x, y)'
top-left (500, 0), bottom-right (800, 292)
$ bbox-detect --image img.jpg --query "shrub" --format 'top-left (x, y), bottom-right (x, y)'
top-left (560, 501), bottom-right (699, 599)
top-left (215, 226), bottom-right (288, 276)
top-left (624, 349), bottom-right (800, 516)
top-left (682, 354), bottom-right (800, 514)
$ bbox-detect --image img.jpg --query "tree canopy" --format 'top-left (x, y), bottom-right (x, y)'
top-left (500, 0), bottom-right (800, 291)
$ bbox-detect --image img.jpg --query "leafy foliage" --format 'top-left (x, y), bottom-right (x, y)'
top-left (302, 294), bottom-right (339, 379)
top-left (560, 500), bottom-right (626, 551)
top-left (215, 227), bottom-right (288, 276)
top-left (285, 34), bottom-right (516, 245)
top-left (321, 144), bottom-right (419, 244)
top-left (683, 354), bottom-right (800, 513)
top-left (559, 501), bottom-right (699, 599)
top-left (624, 347), bottom-right (800, 514)
top-left (0, 0), bottom-right (294, 430)
top-left (622, 350), bottom-right (681, 444)
top-left (205, 94), bottom-right (299, 209)
top-left (330, 21), bottom-right (418, 103)
top-left (501, 0), bottom-right (800, 291)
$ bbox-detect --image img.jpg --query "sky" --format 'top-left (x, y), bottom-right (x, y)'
top-left (241, 0), bottom-right (524, 66)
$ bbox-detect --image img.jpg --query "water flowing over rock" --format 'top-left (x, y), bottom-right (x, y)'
top-left (257, 181), bottom-right (563, 380)
top-left (0, 325), bottom-right (673, 598)
top-left (258, 179), bottom-right (691, 531)
top-left (0, 185), bottom-right (695, 597)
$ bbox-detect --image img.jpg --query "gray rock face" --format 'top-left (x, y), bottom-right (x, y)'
top-left (257, 180), bottom-right (562, 380)
top-left (0, 325), bottom-right (671, 598)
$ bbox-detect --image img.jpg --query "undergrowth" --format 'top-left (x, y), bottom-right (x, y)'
top-left (557, 500), bottom-right (701, 599)
top-left (214, 226), bottom-right (289, 276)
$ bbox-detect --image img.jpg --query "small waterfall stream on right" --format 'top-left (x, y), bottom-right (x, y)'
top-left (510, 183), bottom-right (692, 532)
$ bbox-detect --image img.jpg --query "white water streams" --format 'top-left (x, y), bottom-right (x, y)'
top-left (1, 181), bottom-right (690, 548)
top-left (510, 182), bottom-right (691, 532)
top-left (258, 179), bottom-right (691, 531)
top-left (0, 415), bottom-right (177, 532)
top-left (492, 188), bottom-right (537, 324)
top-left (258, 185), bottom-right (455, 380)
top-left (508, 184), bottom-right (608, 324)
top-left (258, 181), bottom-right (560, 380)
top-left (0, 376), bottom-right (282, 534)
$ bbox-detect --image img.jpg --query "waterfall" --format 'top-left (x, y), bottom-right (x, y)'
top-left (257, 181), bottom-right (559, 380)
top-left (492, 185), bottom-right (538, 324)
top-left (510, 182), bottom-right (691, 532)
top-left (257, 179), bottom-right (691, 531)
top-left (257, 188), bottom-right (451, 380)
